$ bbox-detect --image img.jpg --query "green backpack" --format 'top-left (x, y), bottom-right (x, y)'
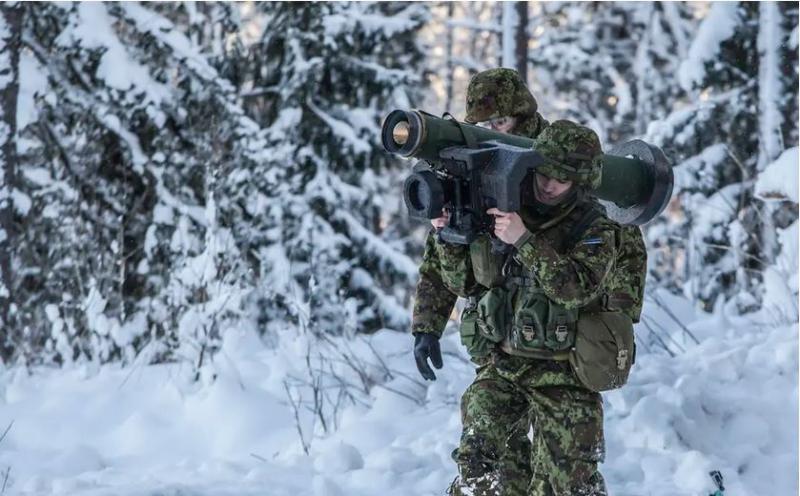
top-left (565, 215), bottom-right (648, 392)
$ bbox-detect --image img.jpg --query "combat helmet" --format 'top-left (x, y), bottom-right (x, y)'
top-left (465, 68), bottom-right (538, 123)
top-left (533, 120), bottom-right (603, 189)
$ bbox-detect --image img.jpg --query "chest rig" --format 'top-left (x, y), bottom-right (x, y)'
top-left (464, 200), bottom-right (603, 360)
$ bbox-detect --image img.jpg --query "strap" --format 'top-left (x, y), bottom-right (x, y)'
top-left (581, 292), bottom-right (636, 314)
top-left (442, 112), bottom-right (478, 149)
top-left (505, 275), bottom-right (534, 288)
top-left (561, 205), bottom-right (603, 253)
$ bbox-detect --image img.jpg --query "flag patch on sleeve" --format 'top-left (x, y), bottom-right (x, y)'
top-left (582, 237), bottom-right (604, 245)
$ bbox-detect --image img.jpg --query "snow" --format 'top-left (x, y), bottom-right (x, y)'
top-left (335, 210), bottom-right (418, 280)
top-left (757, 1), bottom-right (785, 168)
top-left (322, 4), bottom-right (422, 39)
top-left (755, 146), bottom-right (799, 203)
top-left (11, 189), bottom-right (31, 216)
top-left (762, 220), bottom-right (799, 325)
top-left (55, 3), bottom-right (171, 106)
top-left (0, 295), bottom-right (796, 496)
top-left (5, 2), bottom-right (798, 495)
top-left (678, 2), bottom-right (741, 91)
top-left (673, 143), bottom-right (728, 191)
top-left (17, 52), bottom-right (49, 133)
top-left (306, 98), bottom-right (371, 155)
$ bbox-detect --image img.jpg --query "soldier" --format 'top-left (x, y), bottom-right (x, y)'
top-left (424, 68), bottom-right (550, 494)
top-left (411, 70), bottom-right (645, 495)
top-left (464, 67), bottom-right (549, 138)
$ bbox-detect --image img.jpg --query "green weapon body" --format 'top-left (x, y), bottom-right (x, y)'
top-left (382, 109), bottom-right (673, 226)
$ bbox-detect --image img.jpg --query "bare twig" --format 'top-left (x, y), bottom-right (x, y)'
top-left (250, 452), bottom-right (267, 463)
top-left (639, 316), bottom-right (677, 358)
top-left (0, 421), bottom-right (12, 446)
top-left (643, 314), bottom-right (687, 354)
top-left (283, 380), bottom-right (310, 455)
top-left (1, 466), bottom-right (9, 494)
top-left (646, 291), bottom-right (700, 345)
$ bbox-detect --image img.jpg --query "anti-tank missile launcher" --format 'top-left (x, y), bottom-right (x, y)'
top-left (381, 109), bottom-right (673, 246)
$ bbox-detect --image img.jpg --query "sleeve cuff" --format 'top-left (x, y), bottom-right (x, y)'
top-left (513, 228), bottom-right (534, 250)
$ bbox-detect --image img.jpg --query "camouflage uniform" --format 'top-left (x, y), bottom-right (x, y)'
top-left (412, 107), bottom-right (629, 494)
top-left (413, 68), bottom-right (550, 336)
top-left (413, 69), bottom-right (551, 494)
top-left (464, 68), bottom-right (549, 141)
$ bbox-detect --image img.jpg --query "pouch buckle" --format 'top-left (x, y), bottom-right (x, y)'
top-left (616, 349), bottom-right (629, 370)
top-left (555, 324), bottom-right (568, 342)
top-left (522, 324), bottom-right (536, 341)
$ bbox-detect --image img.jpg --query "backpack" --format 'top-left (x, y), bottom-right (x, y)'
top-left (563, 209), bottom-right (647, 323)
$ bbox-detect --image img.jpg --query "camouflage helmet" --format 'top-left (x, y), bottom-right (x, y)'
top-left (465, 68), bottom-right (538, 123)
top-left (533, 120), bottom-right (603, 189)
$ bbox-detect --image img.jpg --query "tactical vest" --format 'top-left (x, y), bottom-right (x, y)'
top-left (457, 199), bottom-right (645, 391)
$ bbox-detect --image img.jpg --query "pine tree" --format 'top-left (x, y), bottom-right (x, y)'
top-left (15, 2), bottom-right (258, 366)
top-left (529, 2), bottom-right (695, 143)
top-left (645, 1), bottom-right (799, 311)
top-left (228, 2), bottom-right (427, 337)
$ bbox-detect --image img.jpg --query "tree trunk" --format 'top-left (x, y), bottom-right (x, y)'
top-left (514, 1), bottom-right (528, 82)
top-left (444, 1), bottom-right (455, 111)
top-left (0, 3), bottom-right (21, 361)
top-left (502, 1), bottom-right (528, 81)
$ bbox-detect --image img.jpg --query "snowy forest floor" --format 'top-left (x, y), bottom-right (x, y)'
top-left (0, 290), bottom-right (796, 496)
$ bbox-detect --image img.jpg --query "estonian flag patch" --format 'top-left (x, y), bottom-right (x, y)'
top-left (582, 237), bottom-right (604, 245)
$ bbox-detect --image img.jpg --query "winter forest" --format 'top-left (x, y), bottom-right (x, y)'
top-left (0, 2), bottom-right (797, 495)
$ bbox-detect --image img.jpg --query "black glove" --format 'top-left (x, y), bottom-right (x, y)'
top-left (413, 333), bottom-right (443, 381)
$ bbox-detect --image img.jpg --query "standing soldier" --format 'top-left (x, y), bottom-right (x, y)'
top-left (411, 69), bottom-right (646, 495)
top-left (419, 68), bottom-right (551, 494)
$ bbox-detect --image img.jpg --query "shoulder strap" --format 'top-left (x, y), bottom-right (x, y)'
top-left (442, 112), bottom-right (478, 149)
top-left (561, 205), bottom-right (603, 253)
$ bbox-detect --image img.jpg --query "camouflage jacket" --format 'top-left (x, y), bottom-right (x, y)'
top-left (411, 197), bottom-right (623, 338)
top-left (411, 111), bottom-right (550, 337)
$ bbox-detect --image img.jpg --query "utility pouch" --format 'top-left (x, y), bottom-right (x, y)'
top-left (470, 236), bottom-right (506, 289)
top-left (569, 311), bottom-right (635, 392)
top-left (475, 286), bottom-right (509, 343)
top-left (544, 304), bottom-right (579, 351)
top-left (459, 305), bottom-right (493, 358)
top-left (510, 288), bottom-right (577, 353)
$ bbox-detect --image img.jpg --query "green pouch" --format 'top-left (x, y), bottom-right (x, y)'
top-left (569, 311), bottom-right (635, 392)
top-left (510, 288), bottom-right (577, 353)
top-left (469, 236), bottom-right (506, 289)
top-left (459, 306), bottom-right (492, 358)
top-left (509, 290), bottom-right (547, 351)
top-left (476, 286), bottom-right (508, 343)
top-left (543, 302), bottom-right (578, 351)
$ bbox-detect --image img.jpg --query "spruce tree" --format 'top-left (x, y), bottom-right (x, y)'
top-left (15, 2), bottom-right (258, 366)
top-left (645, 1), bottom-right (799, 311)
top-left (529, 2), bottom-right (695, 142)
top-left (230, 2), bottom-right (428, 337)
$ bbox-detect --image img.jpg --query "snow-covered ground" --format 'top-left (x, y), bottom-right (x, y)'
top-left (0, 289), bottom-right (796, 496)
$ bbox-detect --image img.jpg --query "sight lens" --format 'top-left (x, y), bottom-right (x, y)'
top-left (393, 121), bottom-right (410, 145)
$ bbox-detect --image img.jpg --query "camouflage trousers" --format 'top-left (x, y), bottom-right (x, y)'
top-left (449, 352), bottom-right (607, 496)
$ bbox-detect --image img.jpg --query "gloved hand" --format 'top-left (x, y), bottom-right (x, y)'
top-left (413, 333), bottom-right (443, 381)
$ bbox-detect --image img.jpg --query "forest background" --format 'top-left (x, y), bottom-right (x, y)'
top-left (0, 2), bottom-right (797, 495)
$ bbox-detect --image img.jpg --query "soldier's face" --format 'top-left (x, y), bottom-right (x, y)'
top-left (534, 173), bottom-right (573, 205)
top-left (490, 116), bottom-right (517, 133)
top-left (477, 116), bottom-right (517, 134)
